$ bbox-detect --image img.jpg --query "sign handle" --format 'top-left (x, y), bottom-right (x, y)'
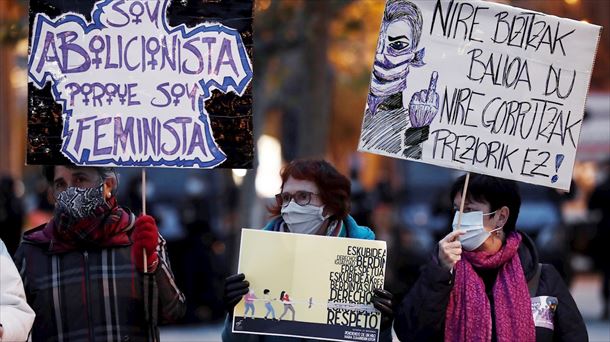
top-left (141, 168), bottom-right (147, 273)
top-left (455, 172), bottom-right (471, 230)
top-left (141, 168), bottom-right (147, 215)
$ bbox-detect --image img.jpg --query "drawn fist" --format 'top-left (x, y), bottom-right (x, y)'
top-left (409, 71), bottom-right (439, 127)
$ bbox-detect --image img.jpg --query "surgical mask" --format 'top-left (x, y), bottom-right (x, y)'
top-left (452, 211), bottom-right (502, 251)
top-left (281, 201), bottom-right (329, 235)
top-left (54, 183), bottom-right (109, 224)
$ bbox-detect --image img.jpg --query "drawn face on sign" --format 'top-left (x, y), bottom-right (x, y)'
top-left (371, 20), bottom-right (415, 96)
top-left (370, 0), bottom-right (424, 99)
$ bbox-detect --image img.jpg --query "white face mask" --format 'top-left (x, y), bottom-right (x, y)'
top-left (452, 211), bottom-right (502, 251)
top-left (281, 201), bottom-right (329, 235)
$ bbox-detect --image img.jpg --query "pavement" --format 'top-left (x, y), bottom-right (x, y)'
top-left (160, 273), bottom-right (610, 342)
top-left (160, 323), bottom-right (224, 342)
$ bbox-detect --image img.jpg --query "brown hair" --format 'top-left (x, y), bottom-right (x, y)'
top-left (269, 159), bottom-right (351, 220)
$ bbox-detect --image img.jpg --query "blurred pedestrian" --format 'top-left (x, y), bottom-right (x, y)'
top-left (1, 238), bottom-right (35, 342)
top-left (589, 158), bottom-right (610, 320)
top-left (395, 173), bottom-right (587, 341)
top-left (222, 159), bottom-right (393, 341)
top-left (0, 176), bottom-right (24, 256)
top-left (349, 167), bottom-right (372, 228)
top-left (14, 164), bottom-right (186, 342)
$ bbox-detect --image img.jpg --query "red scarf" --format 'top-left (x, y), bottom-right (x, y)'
top-left (444, 232), bottom-right (535, 342)
top-left (27, 197), bottom-right (134, 253)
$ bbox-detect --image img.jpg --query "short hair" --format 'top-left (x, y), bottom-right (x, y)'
top-left (42, 164), bottom-right (119, 194)
top-left (449, 174), bottom-right (521, 232)
top-left (383, 0), bottom-right (423, 51)
top-left (268, 159), bottom-right (351, 220)
top-left (264, 289), bottom-right (270, 294)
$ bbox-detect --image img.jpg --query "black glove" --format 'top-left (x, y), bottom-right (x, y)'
top-left (223, 273), bottom-right (249, 313)
top-left (372, 288), bottom-right (394, 331)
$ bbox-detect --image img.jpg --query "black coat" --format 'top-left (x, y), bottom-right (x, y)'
top-left (394, 231), bottom-right (588, 342)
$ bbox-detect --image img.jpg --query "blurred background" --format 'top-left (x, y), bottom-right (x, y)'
top-left (1, 0), bottom-right (609, 340)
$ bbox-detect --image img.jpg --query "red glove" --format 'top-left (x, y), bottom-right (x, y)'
top-left (131, 215), bottom-right (159, 273)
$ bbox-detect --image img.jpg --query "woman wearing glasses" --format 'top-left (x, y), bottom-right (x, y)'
top-left (221, 159), bottom-right (393, 341)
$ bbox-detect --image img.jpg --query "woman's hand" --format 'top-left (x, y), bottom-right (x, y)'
top-left (131, 215), bottom-right (159, 273)
top-left (223, 273), bottom-right (249, 313)
top-left (372, 288), bottom-right (394, 331)
top-left (438, 230), bottom-right (464, 272)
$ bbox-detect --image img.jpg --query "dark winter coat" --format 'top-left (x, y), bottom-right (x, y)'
top-left (394, 231), bottom-right (588, 342)
top-left (14, 224), bottom-right (186, 342)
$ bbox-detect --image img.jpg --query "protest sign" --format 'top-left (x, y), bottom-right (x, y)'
top-left (359, 0), bottom-right (601, 190)
top-left (233, 229), bottom-right (387, 342)
top-left (27, 0), bottom-right (253, 168)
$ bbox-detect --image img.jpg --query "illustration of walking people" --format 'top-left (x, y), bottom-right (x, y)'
top-left (244, 289), bottom-right (257, 318)
top-left (263, 289), bottom-right (277, 320)
top-left (278, 291), bottom-right (296, 321)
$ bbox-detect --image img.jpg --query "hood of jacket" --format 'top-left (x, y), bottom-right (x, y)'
top-left (517, 230), bottom-right (540, 282)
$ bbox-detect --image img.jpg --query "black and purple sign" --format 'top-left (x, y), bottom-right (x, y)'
top-left (28, 0), bottom-right (253, 168)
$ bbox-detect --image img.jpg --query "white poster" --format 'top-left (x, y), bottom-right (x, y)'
top-left (233, 229), bottom-right (387, 342)
top-left (359, 0), bottom-right (602, 190)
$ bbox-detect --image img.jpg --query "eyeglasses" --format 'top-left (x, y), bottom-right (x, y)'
top-left (275, 191), bottom-right (319, 207)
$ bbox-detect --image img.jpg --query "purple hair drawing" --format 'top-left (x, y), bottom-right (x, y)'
top-left (368, 0), bottom-right (425, 116)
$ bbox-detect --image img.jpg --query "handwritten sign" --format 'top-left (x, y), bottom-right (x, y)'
top-left (28, 0), bottom-right (253, 168)
top-left (233, 229), bottom-right (387, 342)
top-left (359, 0), bottom-right (601, 190)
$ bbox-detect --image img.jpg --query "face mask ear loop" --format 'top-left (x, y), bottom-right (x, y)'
top-left (490, 226), bottom-right (504, 239)
top-left (482, 210), bottom-right (497, 216)
top-left (482, 209), bottom-right (499, 234)
top-left (320, 206), bottom-right (331, 221)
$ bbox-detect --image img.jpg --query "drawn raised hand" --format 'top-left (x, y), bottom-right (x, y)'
top-left (408, 71), bottom-right (439, 127)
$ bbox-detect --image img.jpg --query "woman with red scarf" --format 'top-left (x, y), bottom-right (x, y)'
top-left (394, 174), bottom-right (587, 342)
top-left (14, 165), bottom-right (185, 342)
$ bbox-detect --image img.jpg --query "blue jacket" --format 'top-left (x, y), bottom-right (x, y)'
top-left (222, 216), bottom-right (391, 342)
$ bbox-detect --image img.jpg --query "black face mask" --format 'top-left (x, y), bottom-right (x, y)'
top-left (54, 183), bottom-right (109, 224)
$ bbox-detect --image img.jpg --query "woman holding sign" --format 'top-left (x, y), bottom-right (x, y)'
top-left (394, 174), bottom-right (587, 342)
top-left (14, 164), bottom-right (186, 342)
top-left (222, 159), bottom-right (394, 341)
